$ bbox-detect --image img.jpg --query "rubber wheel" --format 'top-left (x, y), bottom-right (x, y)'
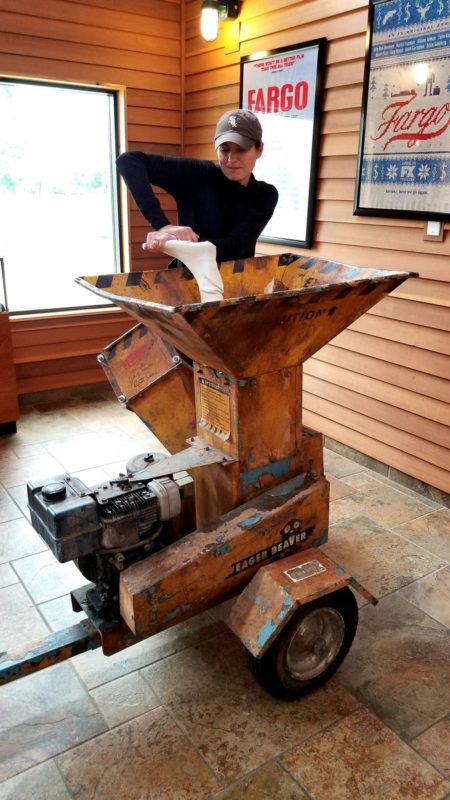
top-left (246, 587), bottom-right (358, 699)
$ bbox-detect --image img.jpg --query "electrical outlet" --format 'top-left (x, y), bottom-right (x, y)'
top-left (423, 220), bottom-right (444, 241)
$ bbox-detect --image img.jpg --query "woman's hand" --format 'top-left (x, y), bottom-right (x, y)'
top-left (142, 225), bottom-right (199, 251)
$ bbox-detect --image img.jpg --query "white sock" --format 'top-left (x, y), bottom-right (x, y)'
top-left (162, 240), bottom-right (224, 303)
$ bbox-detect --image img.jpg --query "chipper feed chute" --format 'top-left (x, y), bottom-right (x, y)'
top-left (1, 253), bottom-right (416, 698)
top-left (76, 253), bottom-right (411, 377)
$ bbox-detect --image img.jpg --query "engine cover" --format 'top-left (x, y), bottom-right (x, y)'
top-left (27, 473), bottom-right (180, 563)
top-left (28, 475), bottom-right (101, 562)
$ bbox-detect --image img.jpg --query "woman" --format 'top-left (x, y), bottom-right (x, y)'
top-left (116, 108), bottom-right (278, 264)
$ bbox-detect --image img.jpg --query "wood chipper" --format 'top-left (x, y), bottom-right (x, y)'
top-left (0, 254), bottom-right (415, 698)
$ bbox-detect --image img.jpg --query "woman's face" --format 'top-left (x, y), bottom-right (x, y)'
top-left (217, 142), bottom-right (264, 186)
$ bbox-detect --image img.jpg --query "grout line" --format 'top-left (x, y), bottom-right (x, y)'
top-left (277, 757), bottom-right (315, 799)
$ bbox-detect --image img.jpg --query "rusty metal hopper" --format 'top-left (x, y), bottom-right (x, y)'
top-left (98, 324), bottom-right (196, 453)
top-left (77, 254), bottom-right (415, 378)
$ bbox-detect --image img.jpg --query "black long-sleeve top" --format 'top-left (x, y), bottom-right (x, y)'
top-left (116, 151), bottom-right (278, 262)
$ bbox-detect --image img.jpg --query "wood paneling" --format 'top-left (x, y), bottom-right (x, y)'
top-left (0, 313), bottom-right (19, 425)
top-left (1, 0), bottom-right (181, 393)
top-left (183, 0), bottom-right (449, 494)
top-left (1, 0), bottom-right (448, 493)
top-left (11, 311), bottom-right (132, 394)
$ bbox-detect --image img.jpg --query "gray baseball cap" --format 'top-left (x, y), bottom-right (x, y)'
top-left (215, 109), bottom-right (263, 149)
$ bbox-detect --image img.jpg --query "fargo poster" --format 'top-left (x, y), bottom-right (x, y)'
top-left (355, 0), bottom-right (450, 218)
top-left (240, 41), bottom-right (325, 247)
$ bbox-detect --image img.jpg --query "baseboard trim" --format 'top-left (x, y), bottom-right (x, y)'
top-left (324, 436), bottom-right (450, 509)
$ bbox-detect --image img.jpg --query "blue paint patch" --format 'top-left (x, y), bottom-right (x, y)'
top-left (275, 592), bottom-right (294, 621)
top-left (238, 514), bottom-right (262, 529)
top-left (335, 566), bottom-right (346, 574)
top-left (166, 604), bottom-right (191, 621)
top-left (270, 473), bottom-right (305, 496)
top-left (216, 542), bottom-right (231, 556)
top-left (240, 457), bottom-right (293, 492)
top-left (254, 595), bottom-right (273, 612)
top-left (256, 619), bottom-right (277, 649)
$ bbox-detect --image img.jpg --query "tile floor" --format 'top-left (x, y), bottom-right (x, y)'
top-left (0, 386), bottom-right (449, 800)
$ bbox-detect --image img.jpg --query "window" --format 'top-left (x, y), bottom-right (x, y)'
top-left (0, 79), bottom-right (121, 313)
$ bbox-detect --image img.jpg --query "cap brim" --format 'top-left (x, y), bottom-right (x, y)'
top-left (215, 132), bottom-right (255, 149)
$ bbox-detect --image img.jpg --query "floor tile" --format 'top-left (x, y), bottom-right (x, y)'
top-left (0, 582), bottom-right (50, 655)
top-left (399, 566), bottom-right (450, 628)
top-left (141, 631), bottom-right (360, 784)
top-left (281, 707), bottom-right (449, 800)
top-left (39, 592), bottom-right (87, 631)
top-left (71, 466), bottom-right (112, 486)
top-left (323, 515), bottom-right (446, 597)
top-left (0, 663), bottom-right (107, 781)
top-left (43, 429), bottom-right (158, 472)
top-left (0, 485), bottom-right (22, 524)
top-left (0, 452), bottom-right (66, 489)
top-left (327, 475), bottom-right (355, 501)
top-left (329, 483), bottom-right (433, 527)
top-left (0, 516), bottom-right (47, 563)
top-left (0, 562), bottom-right (18, 589)
top-left (4, 484), bottom-right (30, 520)
top-left (13, 410), bottom-right (87, 444)
top-left (412, 716), bottom-right (450, 778)
top-left (89, 671), bottom-right (160, 728)
top-left (323, 449), bottom-right (365, 478)
top-left (336, 594), bottom-right (450, 740)
top-left (72, 610), bottom-right (220, 689)
top-left (0, 759), bottom-right (72, 800)
top-left (0, 441), bottom-right (48, 460)
top-left (338, 470), bottom-right (386, 492)
top-left (56, 707), bottom-right (221, 799)
top-left (341, 469), bottom-right (443, 509)
top-left (212, 760), bottom-right (308, 799)
top-left (11, 549), bottom-right (86, 604)
top-left (63, 402), bottom-right (129, 430)
top-left (393, 509), bottom-right (450, 560)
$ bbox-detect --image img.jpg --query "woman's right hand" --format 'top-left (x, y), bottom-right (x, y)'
top-left (142, 225), bottom-right (199, 251)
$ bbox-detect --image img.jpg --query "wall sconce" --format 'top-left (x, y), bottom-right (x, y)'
top-left (200, 0), bottom-right (240, 42)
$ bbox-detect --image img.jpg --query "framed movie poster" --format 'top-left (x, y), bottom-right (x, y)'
top-left (240, 40), bottom-right (326, 248)
top-left (354, 0), bottom-right (450, 219)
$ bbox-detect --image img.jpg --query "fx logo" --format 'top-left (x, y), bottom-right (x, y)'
top-left (401, 164), bottom-right (415, 179)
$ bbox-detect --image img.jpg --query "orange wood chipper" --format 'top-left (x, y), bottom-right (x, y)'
top-left (0, 254), bottom-right (415, 697)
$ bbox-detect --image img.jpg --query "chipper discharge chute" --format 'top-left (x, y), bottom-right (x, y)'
top-left (1, 253), bottom-right (416, 698)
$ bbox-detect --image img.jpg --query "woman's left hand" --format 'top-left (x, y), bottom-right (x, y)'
top-left (142, 225), bottom-right (199, 251)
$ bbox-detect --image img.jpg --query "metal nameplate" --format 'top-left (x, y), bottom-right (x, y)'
top-left (284, 560), bottom-right (326, 582)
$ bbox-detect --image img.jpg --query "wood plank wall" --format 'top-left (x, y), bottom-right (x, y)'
top-left (0, 0), bottom-right (448, 493)
top-left (183, 0), bottom-right (450, 494)
top-left (0, 0), bottom-right (182, 391)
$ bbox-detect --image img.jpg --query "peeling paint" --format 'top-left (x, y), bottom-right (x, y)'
top-left (256, 619), bottom-right (277, 649)
top-left (270, 473), bottom-right (305, 496)
top-left (216, 542), bottom-right (231, 556)
top-left (238, 514), bottom-right (262, 529)
top-left (166, 604), bottom-right (191, 621)
top-left (240, 457), bottom-right (294, 492)
top-left (276, 592), bottom-right (293, 621)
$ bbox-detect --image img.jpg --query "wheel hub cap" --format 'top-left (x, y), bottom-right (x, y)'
top-left (285, 607), bottom-right (345, 681)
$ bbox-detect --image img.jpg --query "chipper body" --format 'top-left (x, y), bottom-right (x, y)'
top-left (0, 253), bottom-right (415, 696)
